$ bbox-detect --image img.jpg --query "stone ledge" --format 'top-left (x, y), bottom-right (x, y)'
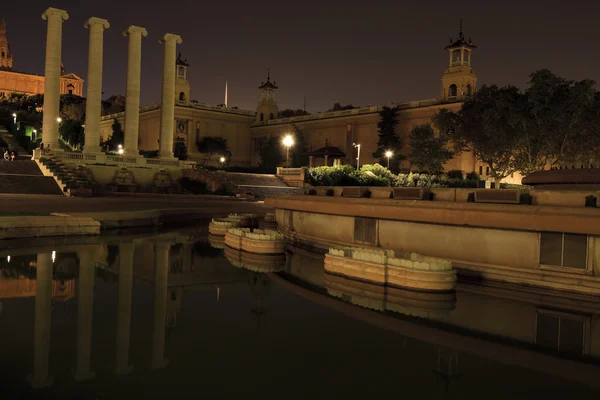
top-left (0, 216), bottom-right (100, 239)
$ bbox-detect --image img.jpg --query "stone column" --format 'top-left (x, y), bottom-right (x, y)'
top-left (152, 242), bottom-right (170, 369)
top-left (115, 241), bottom-right (135, 375)
top-left (28, 253), bottom-right (54, 388)
top-left (123, 26), bottom-right (148, 155)
top-left (41, 8), bottom-right (68, 151)
top-left (158, 34), bottom-right (182, 159)
top-left (74, 249), bottom-right (96, 381)
top-left (83, 17), bottom-right (110, 154)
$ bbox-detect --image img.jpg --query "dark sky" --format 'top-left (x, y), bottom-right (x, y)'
top-left (2, 0), bottom-right (600, 112)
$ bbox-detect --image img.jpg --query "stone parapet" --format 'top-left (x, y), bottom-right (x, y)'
top-left (0, 215), bottom-right (99, 239)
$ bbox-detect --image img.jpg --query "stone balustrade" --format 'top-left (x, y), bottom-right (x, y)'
top-left (42, 151), bottom-right (194, 170)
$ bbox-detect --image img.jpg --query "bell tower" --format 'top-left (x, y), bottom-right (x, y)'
top-left (0, 18), bottom-right (14, 70)
top-left (255, 69), bottom-right (279, 123)
top-left (441, 19), bottom-right (477, 101)
top-left (175, 52), bottom-right (190, 105)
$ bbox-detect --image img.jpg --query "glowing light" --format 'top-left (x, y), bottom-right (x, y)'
top-left (118, 148), bottom-right (124, 155)
top-left (52, 251), bottom-right (56, 263)
top-left (7, 255), bottom-right (10, 263)
top-left (282, 135), bottom-right (294, 148)
top-left (385, 151), bottom-right (393, 158)
top-left (56, 117), bottom-right (62, 123)
top-left (220, 157), bottom-right (225, 163)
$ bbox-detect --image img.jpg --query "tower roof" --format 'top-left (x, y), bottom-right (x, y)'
top-left (176, 52), bottom-right (189, 67)
top-left (445, 18), bottom-right (476, 50)
top-left (258, 68), bottom-right (278, 90)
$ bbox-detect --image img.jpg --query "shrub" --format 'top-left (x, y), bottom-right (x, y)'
top-left (447, 170), bottom-right (464, 180)
top-left (325, 188), bottom-right (334, 196)
top-left (466, 171), bottom-right (479, 181)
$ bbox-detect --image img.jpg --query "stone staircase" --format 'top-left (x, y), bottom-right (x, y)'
top-left (0, 160), bottom-right (64, 195)
top-left (37, 155), bottom-right (95, 197)
top-left (213, 172), bottom-right (304, 199)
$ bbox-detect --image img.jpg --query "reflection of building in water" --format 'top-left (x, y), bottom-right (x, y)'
top-left (433, 347), bottom-right (461, 395)
top-left (0, 254), bottom-right (76, 302)
top-left (249, 273), bottom-right (271, 328)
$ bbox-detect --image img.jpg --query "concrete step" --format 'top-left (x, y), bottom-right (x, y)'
top-left (0, 175), bottom-right (64, 195)
top-left (0, 160), bottom-right (44, 176)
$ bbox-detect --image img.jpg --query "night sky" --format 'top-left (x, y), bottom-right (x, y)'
top-left (2, 1), bottom-right (599, 112)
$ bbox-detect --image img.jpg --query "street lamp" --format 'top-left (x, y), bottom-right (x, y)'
top-left (282, 135), bottom-right (294, 168)
top-left (220, 156), bottom-right (225, 168)
top-left (56, 117), bottom-right (62, 123)
top-left (32, 129), bottom-right (37, 140)
top-left (12, 113), bottom-right (16, 125)
top-left (353, 143), bottom-right (361, 170)
top-left (118, 144), bottom-right (124, 155)
top-left (385, 150), bottom-right (393, 169)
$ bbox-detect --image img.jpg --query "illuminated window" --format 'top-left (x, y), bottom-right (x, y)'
top-left (539, 232), bottom-right (587, 269)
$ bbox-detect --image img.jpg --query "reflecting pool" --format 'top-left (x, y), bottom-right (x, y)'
top-left (0, 221), bottom-right (599, 398)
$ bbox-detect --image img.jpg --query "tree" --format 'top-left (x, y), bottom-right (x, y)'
top-left (372, 106), bottom-right (402, 172)
top-left (103, 119), bottom-right (124, 151)
top-left (59, 119), bottom-right (85, 148)
top-left (258, 136), bottom-right (284, 171)
top-left (521, 69), bottom-right (600, 170)
top-left (196, 136), bottom-right (231, 164)
top-left (61, 102), bottom-right (85, 121)
top-left (409, 124), bottom-right (454, 174)
top-left (174, 138), bottom-right (188, 160)
top-left (290, 131), bottom-right (309, 167)
top-left (436, 85), bottom-right (523, 186)
top-left (102, 94), bottom-right (126, 116)
top-left (327, 102), bottom-right (356, 112)
top-left (278, 109), bottom-right (310, 118)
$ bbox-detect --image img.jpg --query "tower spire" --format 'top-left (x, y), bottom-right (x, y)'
top-left (225, 81), bottom-right (228, 108)
top-left (459, 17), bottom-right (464, 40)
top-left (267, 67), bottom-right (270, 82)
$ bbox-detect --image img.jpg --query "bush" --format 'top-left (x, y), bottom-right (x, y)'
top-left (140, 150), bottom-right (159, 158)
top-left (447, 170), bottom-right (464, 180)
top-left (466, 171), bottom-right (479, 181)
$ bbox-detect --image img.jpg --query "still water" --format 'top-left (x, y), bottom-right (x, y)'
top-left (0, 221), bottom-right (599, 399)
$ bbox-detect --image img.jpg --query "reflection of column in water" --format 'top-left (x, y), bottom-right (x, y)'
top-left (28, 253), bottom-right (54, 388)
top-left (249, 273), bottom-right (270, 328)
top-left (152, 242), bottom-right (170, 369)
top-left (74, 249), bottom-right (96, 381)
top-left (115, 242), bottom-right (134, 375)
top-left (433, 347), bottom-right (461, 395)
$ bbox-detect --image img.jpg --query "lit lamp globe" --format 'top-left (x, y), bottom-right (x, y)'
top-left (385, 151), bottom-right (393, 169)
top-left (220, 157), bottom-right (226, 168)
top-left (56, 117), bottom-right (62, 123)
top-left (282, 135), bottom-right (294, 167)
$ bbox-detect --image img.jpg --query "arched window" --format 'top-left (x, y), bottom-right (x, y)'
top-left (269, 113), bottom-right (274, 120)
top-left (1, 51), bottom-right (4, 58)
top-left (466, 84), bottom-right (472, 96)
top-left (260, 113), bottom-right (264, 122)
top-left (67, 83), bottom-right (74, 95)
top-left (179, 92), bottom-right (186, 102)
top-left (448, 84), bottom-right (458, 97)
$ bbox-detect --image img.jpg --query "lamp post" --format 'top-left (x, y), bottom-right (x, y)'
top-left (282, 135), bottom-right (294, 168)
top-left (385, 150), bottom-right (393, 169)
top-left (12, 113), bottom-right (16, 125)
top-left (56, 117), bottom-right (62, 123)
top-left (220, 156), bottom-right (225, 169)
top-left (118, 144), bottom-right (124, 155)
top-left (353, 143), bottom-right (361, 170)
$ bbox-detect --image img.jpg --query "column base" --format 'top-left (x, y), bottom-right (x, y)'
top-left (151, 359), bottom-right (169, 370)
top-left (114, 365), bottom-right (133, 375)
top-left (27, 375), bottom-right (54, 389)
top-left (73, 370), bottom-right (96, 381)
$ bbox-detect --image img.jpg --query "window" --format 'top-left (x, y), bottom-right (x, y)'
top-left (178, 66), bottom-right (185, 77)
top-left (68, 89), bottom-right (73, 95)
top-left (536, 310), bottom-right (586, 356)
top-left (466, 84), bottom-right (472, 96)
top-left (451, 50), bottom-right (460, 64)
top-left (540, 232), bottom-right (588, 270)
top-left (179, 92), bottom-right (186, 102)
top-left (353, 217), bottom-right (377, 245)
top-left (269, 113), bottom-right (274, 120)
top-left (448, 84), bottom-right (458, 97)
top-left (479, 166), bottom-right (483, 175)
top-left (485, 166), bottom-right (489, 176)
top-left (260, 113), bottom-right (264, 122)
top-left (464, 50), bottom-right (470, 64)
top-left (1, 51), bottom-right (4, 58)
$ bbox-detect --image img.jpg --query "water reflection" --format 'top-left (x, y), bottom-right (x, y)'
top-left (0, 223), bottom-right (599, 397)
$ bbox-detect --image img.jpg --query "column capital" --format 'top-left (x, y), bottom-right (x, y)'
top-left (84, 17), bottom-right (110, 30)
top-left (124, 25), bottom-right (148, 37)
top-left (159, 33), bottom-right (182, 45)
top-left (42, 7), bottom-right (69, 22)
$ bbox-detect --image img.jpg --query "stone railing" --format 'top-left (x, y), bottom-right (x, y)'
top-left (255, 99), bottom-right (444, 126)
top-left (100, 104), bottom-right (161, 121)
top-left (50, 151), bottom-right (193, 169)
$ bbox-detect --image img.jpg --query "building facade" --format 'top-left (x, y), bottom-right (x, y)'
top-left (99, 23), bottom-right (514, 182)
top-left (0, 17), bottom-right (83, 98)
